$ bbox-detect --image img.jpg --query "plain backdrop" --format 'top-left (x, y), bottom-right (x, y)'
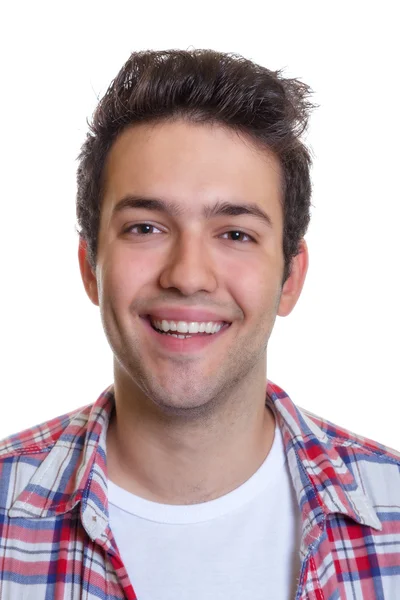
top-left (0, 0), bottom-right (399, 449)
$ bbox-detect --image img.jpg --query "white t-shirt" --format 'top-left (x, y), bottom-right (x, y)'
top-left (108, 424), bottom-right (302, 600)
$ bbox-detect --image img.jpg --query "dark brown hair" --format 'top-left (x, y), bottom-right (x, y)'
top-left (76, 49), bottom-right (315, 284)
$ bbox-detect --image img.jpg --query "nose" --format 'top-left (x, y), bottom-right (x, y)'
top-left (158, 231), bottom-right (218, 296)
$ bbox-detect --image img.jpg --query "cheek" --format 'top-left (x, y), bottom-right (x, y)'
top-left (226, 255), bottom-right (280, 309)
top-left (98, 248), bottom-right (153, 308)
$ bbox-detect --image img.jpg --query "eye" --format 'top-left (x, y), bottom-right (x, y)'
top-left (221, 230), bottom-right (256, 243)
top-left (124, 223), bottom-right (163, 236)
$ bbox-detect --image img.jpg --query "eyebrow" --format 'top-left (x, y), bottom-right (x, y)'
top-left (112, 195), bottom-right (273, 228)
top-left (205, 200), bottom-right (273, 227)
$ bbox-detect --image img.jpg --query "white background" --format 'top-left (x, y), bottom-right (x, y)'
top-left (0, 0), bottom-right (399, 448)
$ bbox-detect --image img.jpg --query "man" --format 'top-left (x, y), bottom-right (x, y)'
top-left (0, 49), bottom-right (399, 600)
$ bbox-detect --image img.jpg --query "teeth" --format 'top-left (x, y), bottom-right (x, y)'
top-left (167, 333), bottom-right (190, 339)
top-left (151, 318), bottom-right (225, 335)
top-left (177, 321), bottom-right (189, 334)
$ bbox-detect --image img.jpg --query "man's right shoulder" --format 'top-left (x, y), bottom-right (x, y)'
top-left (0, 404), bottom-right (94, 512)
top-left (0, 404), bottom-right (93, 460)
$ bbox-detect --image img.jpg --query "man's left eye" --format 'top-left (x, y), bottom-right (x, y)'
top-left (221, 231), bottom-right (255, 243)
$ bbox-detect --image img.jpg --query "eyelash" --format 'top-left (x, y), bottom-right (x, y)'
top-left (124, 223), bottom-right (256, 243)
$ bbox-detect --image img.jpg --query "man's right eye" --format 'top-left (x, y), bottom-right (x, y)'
top-left (124, 223), bottom-right (163, 235)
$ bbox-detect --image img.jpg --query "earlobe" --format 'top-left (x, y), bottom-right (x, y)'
top-left (277, 239), bottom-right (309, 317)
top-left (78, 239), bottom-right (99, 306)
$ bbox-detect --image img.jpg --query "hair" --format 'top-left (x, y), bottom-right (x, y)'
top-left (76, 49), bottom-right (315, 285)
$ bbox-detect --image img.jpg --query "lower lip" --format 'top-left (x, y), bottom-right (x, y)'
top-left (141, 316), bottom-right (231, 353)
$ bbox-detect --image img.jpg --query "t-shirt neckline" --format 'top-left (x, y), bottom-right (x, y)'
top-left (108, 423), bottom-right (285, 524)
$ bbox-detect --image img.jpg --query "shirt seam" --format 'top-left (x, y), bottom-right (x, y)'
top-left (330, 437), bottom-right (400, 467)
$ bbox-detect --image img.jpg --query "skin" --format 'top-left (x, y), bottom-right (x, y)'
top-left (79, 119), bottom-right (308, 504)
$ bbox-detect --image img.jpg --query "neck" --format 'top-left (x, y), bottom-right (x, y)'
top-left (106, 365), bottom-right (276, 505)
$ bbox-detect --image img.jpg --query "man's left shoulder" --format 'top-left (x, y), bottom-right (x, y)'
top-left (303, 407), bottom-right (400, 503)
top-left (304, 407), bottom-right (400, 462)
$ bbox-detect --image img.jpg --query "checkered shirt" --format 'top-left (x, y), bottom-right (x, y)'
top-left (0, 381), bottom-right (399, 599)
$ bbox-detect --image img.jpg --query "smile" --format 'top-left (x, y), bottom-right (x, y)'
top-left (150, 317), bottom-right (227, 337)
top-left (141, 316), bottom-right (231, 352)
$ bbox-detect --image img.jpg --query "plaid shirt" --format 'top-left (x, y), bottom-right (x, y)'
top-left (0, 382), bottom-right (399, 599)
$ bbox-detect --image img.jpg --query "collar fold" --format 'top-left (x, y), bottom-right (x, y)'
top-left (266, 381), bottom-right (382, 549)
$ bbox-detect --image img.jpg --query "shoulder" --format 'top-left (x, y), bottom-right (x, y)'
top-left (302, 406), bottom-right (400, 463)
top-left (0, 404), bottom-right (93, 458)
top-left (0, 405), bottom-right (93, 510)
top-left (301, 406), bottom-right (400, 505)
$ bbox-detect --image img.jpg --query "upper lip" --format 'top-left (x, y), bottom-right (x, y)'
top-left (142, 307), bottom-right (232, 324)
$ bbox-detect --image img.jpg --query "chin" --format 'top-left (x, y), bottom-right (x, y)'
top-left (146, 381), bottom-right (219, 417)
top-left (152, 399), bottom-right (212, 418)
top-left (117, 356), bottom-right (225, 416)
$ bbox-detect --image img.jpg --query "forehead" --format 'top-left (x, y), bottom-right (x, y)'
top-left (102, 120), bottom-right (283, 223)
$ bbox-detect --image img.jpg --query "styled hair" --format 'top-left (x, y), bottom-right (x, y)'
top-left (76, 49), bottom-right (315, 284)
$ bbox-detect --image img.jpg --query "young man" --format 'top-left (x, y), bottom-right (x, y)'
top-left (0, 50), bottom-right (399, 600)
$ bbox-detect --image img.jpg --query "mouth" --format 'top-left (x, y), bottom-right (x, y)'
top-left (140, 315), bottom-right (232, 353)
top-left (146, 316), bottom-right (230, 337)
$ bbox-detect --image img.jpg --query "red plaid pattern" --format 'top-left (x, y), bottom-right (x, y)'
top-left (0, 382), bottom-right (399, 599)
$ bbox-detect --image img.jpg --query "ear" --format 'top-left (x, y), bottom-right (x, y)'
top-left (78, 238), bottom-right (99, 306)
top-left (277, 239), bottom-right (309, 317)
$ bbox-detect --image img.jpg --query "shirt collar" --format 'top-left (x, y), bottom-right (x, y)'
top-left (9, 381), bottom-right (381, 551)
top-left (8, 387), bottom-right (115, 548)
top-left (266, 381), bottom-right (381, 555)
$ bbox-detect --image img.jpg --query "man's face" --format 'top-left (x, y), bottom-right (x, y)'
top-left (81, 120), bottom-right (307, 413)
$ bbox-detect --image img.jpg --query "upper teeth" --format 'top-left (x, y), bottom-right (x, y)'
top-left (151, 319), bottom-right (225, 334)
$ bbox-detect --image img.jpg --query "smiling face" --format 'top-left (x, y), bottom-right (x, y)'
top-left (79, 119), bottom-right (308, 415)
